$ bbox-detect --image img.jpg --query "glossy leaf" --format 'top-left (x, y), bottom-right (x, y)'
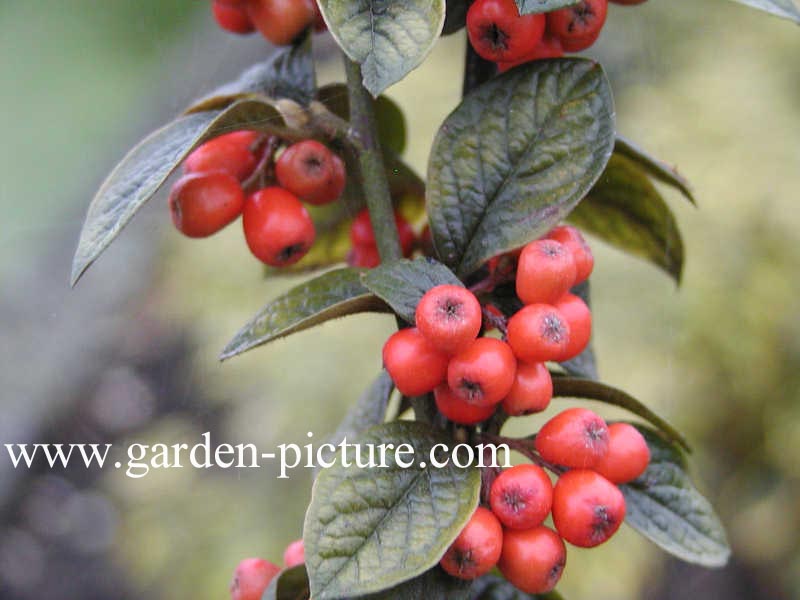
top-left (614, 135), bottom-right (695, 205)
top-left (317, 0), bottom-right (446, 96)
top-left (559, 280), bottom-right (598, 379)
top-left (220, 268), bottom-right (389, 360)
top-left (262, 565), bottom-right (310, 600)
top-left (361, 257), bottom-right (464, 323)
top-left (724, 0), bottom-right (800, 24)
top-left (469, 575), bottom-right (565, 599)
top-left (361, 567), bottom-right (472, 599)
top-left (304, 421), bottom-right (481, 599)
top-left (570, 154), bottom-right (685, 283)
top-left (515, 0), bottom-right (580, 14)
top-left (427, 59), bottom-right (615, 277)
top-left (622, 426), bottom-right (731, 568)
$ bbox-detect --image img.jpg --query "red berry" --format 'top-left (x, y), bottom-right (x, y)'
top-left (440, 507), bottom-right (503, 580)
top-left (593, 423), bottom-right (651, 483)
top-left (552, 469), bottom-right (625, 547)
top-left (169, 172), bottom-right (245, 238)
top-left (466, 0), bottom-right (546, 63)
top-left (415, 285), bottom-right (482, 355)
top-left (552, 293), bottom-right (592, 361)
top-left (534, 407), bottom-right (609, 469)
top-left (447, 338), bottom-right (517, 407)
top-left (283, 539), bottom-right (305, 568)
top-left (347, 243), bottom-right (381, 269)
top-left (349, 209), bottom-right (416, 257)
top-left (185, 131), bottom-right (258, 181)
top-left (229, 558), bottom-right (280, 600)
top-left (434, 384), bottom-right (496, 425)
top-left (213, 1), bottom-right (255, 34)
top-left (276, 140), bottom-right (346, 206)
top-left (243, 187), bottom-right (315, 267)
top-left (247, 0), bottom-right (316, 46)
top-left (489, 464), bottom-right (553, 530)
top-left (516, 239), bottom-right (577, 305)
top-left (312, 1), bottom-right (327, 31)
top-left (382, 328), bottom-right (449, 396)
top-left (507, 304), bottom-right (570, 363)
top-left (498, 526), bottom-right (566, 594)
top-left (547, 0), bottom-right (608, 53)
top-left (501, 362), bottom-right (552, 416)
top-left (546, 225), bottom-right (593, 284)
top-left (496, 34), bottom-right (563, 72)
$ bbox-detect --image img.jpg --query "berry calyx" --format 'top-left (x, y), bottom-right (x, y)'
top-left (243, 187), bottom-right (315, 267)
top-left (169, 172), bottom-right (245, 238)
top-left (383, 328), bottom-right (449, 396)
top-left (213, 1), bottom-right (255, 34)
top-left (498, 526), bottom-right (566, 594)
top-left (547, 0), bottom-right (609, 53)
top-left (185, 131), bottom-right (258, 182)
top-left (229, 557), bottom-right (280, 600)
top-left (501, 361), bottom-right (553, 416)
top-left (275, 140), bottom-right (346, 206)
top-left (507, 304), bottom-right (570, 363)
top-left (552, 469), bottom-right (626, 547)
top-left (552, 293), bottom-right (592, 361)
top-left (546, 225), bottom-right (594, 284)
top-left (440, 507), bottom-right (503, 580)
top-left (415, 285), bottom-right (482, 355)
top-left (447, 337), bottom-right (517, 407)
top-left (516, 239), bottom-right (577, 305)
top-left (434, 384), bottom-right (497, 425)
top-left (593, 423), bottom-right (651, 483)
top-left (283, 539), bottom-right (305, 568)
top-left (489, 464), bottom-right (553, 530)
top-left (534, 407), bottom-right (609, 469)
top-left (466, 0), bottom-right (546, 63)
top-left (246, 0), bottom-right (317, 46)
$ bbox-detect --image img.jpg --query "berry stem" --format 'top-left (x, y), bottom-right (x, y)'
top-left (479, 433), bottom-right (565, 475)
top-left (481, 306), bottom-right (508, 337)
top-left (344, 57), bottom-right (402, 263)
top-left (241, 136), bottom-right (278, 193)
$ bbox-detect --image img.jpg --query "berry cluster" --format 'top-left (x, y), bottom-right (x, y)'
top-left (211, 0), bottom-right (325, 44)
top-left (229, 539), bottom-right (305, 600)
top-left (466, 0), bottom-right (646, 73)
top-left (347, 208), bottom-right (418, 268)
top-left (169, 134), bottom-right (346, 268)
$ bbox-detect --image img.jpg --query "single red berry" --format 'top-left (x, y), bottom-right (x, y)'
top-left (283, 539), bottom-right (305, 568)
top-left (347, 243), bottom-right (381, 269)
top-left (501, 361), bottom-right (552, 416)
top-left (440, 507), bottom-right (503, 580)
top-left (593, 423), bottom-right (651, 484)
top-left (552, 469), bottom-right (626, 547)
top-left (185, 131), bottom-right (259, 181)
top-left (489, 464), bottom-right (553, 530)
top-left (169, 172), bottom-right (245, 238)
top-left (275, 140), bottom-right (346, 205)
top-left (535, 407), bottom-right (609, 469)
top-left (447, 338), bottom-right (517, 407)
top-left (434, 384), bottom-right (496, 425)
top-left (516, 239), bottom-right (577, 305)
top-left (213, 1), bottom-right (255, 34)
top-left (507, 304), bottom-right (570, 363)
top-left (229, 557), bottom-right (280, 600)
top-left (382, 328), bottom-right (449, 396)
top-left (496, 34), bottom-right (564, 72)
top-left (247, 0), bottom-right (316, 46)
top-left (466, 0), bottom-right (546, 63)
top-left (243, 187), bottom-right (315, 267)
top-left (552, 293), bottom-right (592, 361)
top-left (415, 285), bottom-right (482, 355)
top-left (349, 209), bottom-right (416, 257)
top-left (498, 526), bottom-right (566, 594)
top-left (546, 225), bottom-right (594, 284)
top-left (547, 0), bottom-right (608, 53)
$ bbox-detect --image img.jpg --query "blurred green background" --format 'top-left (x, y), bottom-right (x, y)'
top-left (0, 1), bottom-right (798, 599)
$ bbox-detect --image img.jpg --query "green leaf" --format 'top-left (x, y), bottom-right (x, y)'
top-left (361, 257), bottom-right (464, 323)
top-left (569, 154), bottom-right (685, 283)
top-left (442, 0), bottom-right (468, 35)
top-left (188, 36), bottom-right (315, 113)
top-left (71, 99), bottom-right (298, 286)
top-left (469, 574), bottom-right (565, 599)
top-left (515, 0), bottom-right (580, 14)
top-left (220, 268), bottom-right (389, 360)
top-left (559, 280), bottom-right (598, 380)
top-left (361, 567), bottom-right (472, 599)
top-left (614, 135), bottom-right (696, 205)
top-left (622, 426), bottom-right (731, 568)
top-left (427, 59), bottom-right (615, 277)
top-left (262, 565), bottom-right (310, 600)
top-left (550, 376), bottom-right (690, 452)
top-left (317, 0), bottom-right (446, 96)
top-left (724, 0), bottom-right (800, 24)
top-left (304, 421), bottom-right (481, 599)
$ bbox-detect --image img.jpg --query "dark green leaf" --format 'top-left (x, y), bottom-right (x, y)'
top-left (304, 421), bottom-right (481, 599)
top-left (622, 426), bottom-right (731, 568)
top-left (515, 0), bottom-right (580, 14)
top-left (317, 0), bottom-right (446, 96)
top-left (570, 154), bottom-right (685, 283)
top-left (551, 377), bottom-right (690, 452)
top-left (443, 0), bottom-right (468, 35)
top-left (188, 36), bottom-right (315, 113)
top-left (614, 135), bottom-right (696, 205)
top-left (361, 567), bottom-right (472, 599)
top-left (220, 268), bottom-right (389, 360)
top-left (427, 59), bottom-right (615, 277)
top-left (469, 574), bottom-right (565, 599)
top-left (262, 565), bottom-right (310, 600)
top-left (559, 280), bottom-right (598, 379)
top-left (724, 0), bottom-right (800, 24)
top-left (361, 257), bottom-right (464, 323)
top-left (71, 99), bottom-right (297, 286)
